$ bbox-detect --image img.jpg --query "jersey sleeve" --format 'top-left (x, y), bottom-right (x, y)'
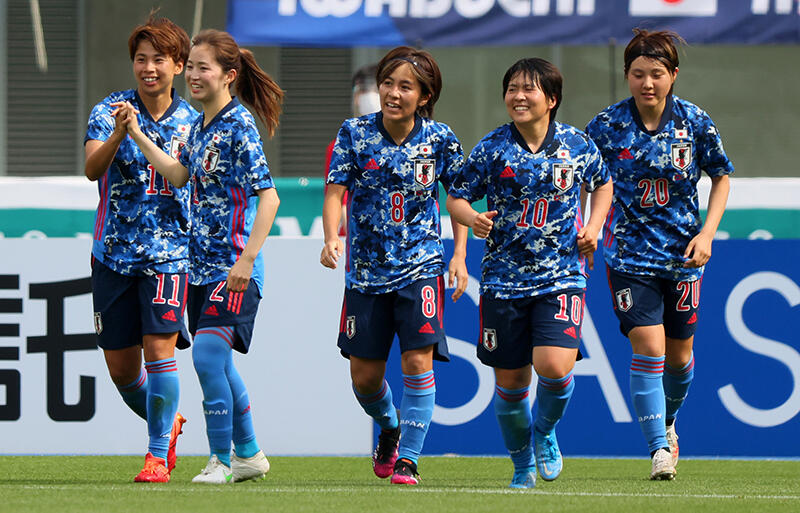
top-left (233, 121), bottom-right (274, 194)
top-left (85, 101), bottom-right (114, 144)
top-left (694, 112), bottom-right (735, 178)
top-left (448, 138), bottom-right (489, 203)
top-left (582, 135), bottom-right (611, 192)
top-left (326, 122), bottom-right (357, 189)
top-left (437, 127), bottom-right (465, 191)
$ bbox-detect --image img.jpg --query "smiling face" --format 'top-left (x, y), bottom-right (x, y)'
top-left (184, 43), bottom-right (235, 105)
top-left (626, 56), bottom-right (678, 113)
top-left (503, 71), bottom-right (556, 129)
top-left (379, 62), bottom-right (429, 126)
top-left (132, 40), bottom-right (183, 98)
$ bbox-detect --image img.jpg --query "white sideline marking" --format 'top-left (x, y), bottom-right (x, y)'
top-left (15, 485), bottom-right (800, 500)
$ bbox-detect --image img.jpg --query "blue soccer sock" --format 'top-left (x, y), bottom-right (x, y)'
top-left (193, 327), bottom-right (236, 466)
top-left (228, 360), bottom-right (260, 459)
top-left (630, 354), bottom-right (668, 454)
top-left (398, 370), bottom-right (436, 465)
top-left (534, 371), bottom-right (575, 435)
top-left (664, 353), bottom-right (695, 422)
top-left (144, 357), bottom-right (179, 462)
top-left (494, 385), bottom-right (534, 471)
top-left (353, 379), bottom-right (398, 431)
top-left (116, 367), bottom-right (148, 421)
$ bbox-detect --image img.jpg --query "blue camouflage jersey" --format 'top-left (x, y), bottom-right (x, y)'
top-left (86, 89), bottom-right (197, 275)
top-left (585, 95), bottom-right (734, 281)
top-left (449, 122), bottom-right (609, 299)
top-left (327, 112), bottom-right (464, 294)
top-left (178, 98), bottom-right (274, 295)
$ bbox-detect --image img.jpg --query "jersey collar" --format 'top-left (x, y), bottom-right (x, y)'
top-left (509, 120), bottom-right (556, 155)
top-left (199, 97), bottom-right (240, 133)
top-left (133, 88), bottom-right (181, 123)
top-left (376, 111), bottom-right (423, 146)
top-left (628, 94), bottom-right (674, 135)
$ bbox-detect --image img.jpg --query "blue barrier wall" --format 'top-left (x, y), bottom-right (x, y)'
top-left (378, 239), bottom-right (800, 457)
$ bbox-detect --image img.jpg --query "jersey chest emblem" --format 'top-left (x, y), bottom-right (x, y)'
top-left (414, 158), bottom-right (436, 187)
top-left (202, 145), bottom-right (220, 172)
top-left (552, 163), bottom-right (574, 192)
top-left (671, 142), bottom-right (692, 170)
top-left (169, 135), bottom-right (187, 159)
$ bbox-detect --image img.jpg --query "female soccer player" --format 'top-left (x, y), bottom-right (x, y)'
top-left (447, 58), bottom-right (612, 489)
top-left (84, 12), bottom-right (195, 483)
top-left (118, 29), bottom-right (282, 484)
top-left (585, 29), bottom-right (733, 480)
top-left (320, 46), bottom-right (468, 485)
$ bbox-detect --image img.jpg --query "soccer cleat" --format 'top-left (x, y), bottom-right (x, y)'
top-left (650, 448), bottom-right (676, 480)
top-left (665, 423), bottom-right (679, 466)
top-left (232, 450), bottom-right (271, 482)
top-left (509, 468), bottom-right (536, 489)
top-left (191, 455), bottom-right (233, 484)
top-left (134, 453), bottom-right (170, 483)
top-left (390, 458), bottom-right (419, 485)
top-left (166, 412), bottom-right (187, 473)
top-left (533, 427), bottom-right (563, 481)
top-left (372, 424), bottom-right (401, 478)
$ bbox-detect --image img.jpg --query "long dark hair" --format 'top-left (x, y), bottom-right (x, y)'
top-left (192, 29), bottom-right (284, 137)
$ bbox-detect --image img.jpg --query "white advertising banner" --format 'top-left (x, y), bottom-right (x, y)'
top-left (0, 238), bottom-right (370, 455)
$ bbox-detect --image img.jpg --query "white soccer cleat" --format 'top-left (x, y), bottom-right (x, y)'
top-left (665, 423), bottom-right (679, 466)
top-left (232, 450), bottom-right (271, 482)
top-left (650, 448), bottom-right (676, 481)
top-left (191, 455), bottom-right (233, 484)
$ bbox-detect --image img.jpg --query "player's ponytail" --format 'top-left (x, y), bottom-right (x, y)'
top-left (236, 48), bottom-right (283, 137)
top-left (192, 29), bottom-right (284, 137)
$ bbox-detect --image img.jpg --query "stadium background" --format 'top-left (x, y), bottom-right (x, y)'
top-left (0, 0), bottom-right (798, 458)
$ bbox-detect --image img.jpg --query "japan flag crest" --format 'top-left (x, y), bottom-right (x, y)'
top-left (615, 288), bottom-right (633, 312)
top-left (629, 0), bottom-right (717, 16)
top-left (202, 145), bottom-right (220, 172)
top-left (482, 328), bottom-right (498, 352)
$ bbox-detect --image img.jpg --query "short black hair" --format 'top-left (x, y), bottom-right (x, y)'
top-left (502, 58), bottom-right (562, 123)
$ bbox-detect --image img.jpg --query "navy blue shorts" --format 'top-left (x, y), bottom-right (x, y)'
top-left (91, 259), bottom-right (190, 350)
top-left (187, 280), bottom-right (261, 354)
top-left (337, 276), bottom-right (449, 362)
top-left (478, 289), bottom-right (585, 369)
top-left (606, 267), bottom-right (701, 340)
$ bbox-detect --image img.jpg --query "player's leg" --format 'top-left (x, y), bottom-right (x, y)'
top-left (191, 326), bottom-right (235, 483)
top-left (337, 288), bottom-right (399, 478)
top-left (607, 268), bottom-right (673, 479)
top-left (103, 347), bottom-right (148, 419)
top-left (529, 289), bottom-right (583, 482)
top-left (478, 295), bottom-right (536, 488)
top-left (662, 277), bottom-right (701, 466)
top-left (92, 261), bottom-right (148, 419)
top-left (134, 272), bottom-right (187, 482)
top-left (391, 276), bottom-right (448, 485)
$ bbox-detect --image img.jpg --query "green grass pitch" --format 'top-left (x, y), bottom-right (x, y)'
top-left (1, 456), bottom-right (798, 513)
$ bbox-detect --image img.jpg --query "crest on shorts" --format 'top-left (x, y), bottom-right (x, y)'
top-left (552, 164), bottom-right (574, 192)
top-left (414, 159), bottom-right (436, 187)
top-left (482, 328), bottom-right (498, 352)
top-left (202, 145), bottom-right (220, 172)
top-left (93, 312), bottom-right (103, 335)
top-left (615, 288), bottom-right (633, 312)
top-left (671, 142), bottom-right (692, 170)
top-left (345, 316), bottom-right (356, 339)
top-left (169, 135), bottom-right (187, 159)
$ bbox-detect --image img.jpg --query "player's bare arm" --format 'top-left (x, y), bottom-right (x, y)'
top-left (227, 187), bottom-right (280, 292)
top-left (116, 101), bottom-right (191, 188)
top-left (446, 194), bottom-right (497, 239)
top-left (577, 178), bottom-right (613, 270)
top-left (684, 174), bottom-right (730, 268)
top-left (84, 104), bottom-right (138, 181)
top-left (320, 184), bottom-right (347, 269)
top-left (448, 218), bottom-right (469, 301)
